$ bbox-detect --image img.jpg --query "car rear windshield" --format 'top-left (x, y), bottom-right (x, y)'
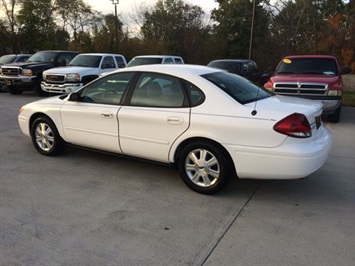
top-left (202, 71), bottom-right (272, 104)
top-left (127, 58), bottom-right (163, 67)
top-left (69, 55), bottom-right (102, 67)
top-left (276, 58), bottom-right (338, 75)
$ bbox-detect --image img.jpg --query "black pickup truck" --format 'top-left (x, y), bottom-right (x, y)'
top-left (0, 50), bottom-right (79, 96)
top-left (207, 59), bottom-right (262, 84)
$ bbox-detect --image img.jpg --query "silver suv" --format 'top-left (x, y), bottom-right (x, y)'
top-left (126, 55), bottom-right (184, 67)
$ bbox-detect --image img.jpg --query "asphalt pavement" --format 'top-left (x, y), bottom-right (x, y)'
top-left (0, 92), bottom-right (354, 266)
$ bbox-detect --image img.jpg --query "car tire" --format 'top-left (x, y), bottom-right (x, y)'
top-left (8, 86), bottom-right (23, 95)
top-left (328, 105), bottom-right (341, 123)
top-left (34, 79), bottom-right (48, 97)
top-left (178, 141), bottom-right (231, 194)
top-left (31, 116), bottom-right (65, 156)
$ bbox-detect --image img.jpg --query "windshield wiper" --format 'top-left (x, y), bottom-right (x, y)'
top-left (300, 71), bottom-right (323, 74)
top-left (276, 71), bottom-right (295, 74)
top-left (69, 64), bottom-right (91, 67)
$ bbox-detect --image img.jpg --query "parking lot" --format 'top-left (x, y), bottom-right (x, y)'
top-left (1, 92), bottom-right (354, 266)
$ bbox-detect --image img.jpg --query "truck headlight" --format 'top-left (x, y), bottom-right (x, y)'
top-left (22, 69), bottom-right (33, 76)
top-left (328, 90), bottom-right (342, 96)
top-left (66, 73), bottom-right (80, 82)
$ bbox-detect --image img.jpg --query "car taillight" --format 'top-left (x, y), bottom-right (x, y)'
top-left (273, 113), bottom-right (312, 138)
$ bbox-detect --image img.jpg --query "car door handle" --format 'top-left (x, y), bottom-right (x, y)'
top-left (167, 117), bottom-right (184, 125)
top-left (101, 112), bottom-right (113, 118)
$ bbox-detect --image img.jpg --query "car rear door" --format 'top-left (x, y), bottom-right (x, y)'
top-left (118, 72), bottom-right (190, 162)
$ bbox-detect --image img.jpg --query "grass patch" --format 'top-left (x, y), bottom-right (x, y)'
top-left (343, 91), bottom-right (355, 107)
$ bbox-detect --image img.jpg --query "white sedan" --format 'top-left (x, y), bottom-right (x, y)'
top-left (18, 65), bottom-right (332, 194)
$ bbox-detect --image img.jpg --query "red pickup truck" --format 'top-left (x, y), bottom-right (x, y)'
top-left (263, 55), bottom-right (351, 122)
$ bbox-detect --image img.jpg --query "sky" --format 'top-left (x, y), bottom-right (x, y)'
top-left (85, 0), bottom-right (219, 15)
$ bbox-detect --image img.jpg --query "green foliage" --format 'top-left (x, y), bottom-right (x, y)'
top-left (343, 91), bottom-right (355, 107)
top-left (139, 0), bottom-right (210, 63)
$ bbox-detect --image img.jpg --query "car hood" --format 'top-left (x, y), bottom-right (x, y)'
top-left (2, 61), bottom-right (53, 68)
top-left (44, 66), bottom-right (97, 74)
top-left (270, 74), bottom-right (340, 84)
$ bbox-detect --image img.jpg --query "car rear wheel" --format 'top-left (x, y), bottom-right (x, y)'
top-left (31, 116), bottom-right (64, 156)
top-left (178, 141), bottom-right (231, 194)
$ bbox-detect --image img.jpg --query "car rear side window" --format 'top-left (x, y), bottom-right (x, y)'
top-left (182, 80), bottom-right (204, 106)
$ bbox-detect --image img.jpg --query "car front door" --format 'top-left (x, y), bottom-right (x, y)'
top-left (118, 72), bottom-right (190, 162)
top-left (60, 72), bottom-right (134, 153)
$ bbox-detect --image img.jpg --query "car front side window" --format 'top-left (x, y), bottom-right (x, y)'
top-left (78, 72), bottom-right (134, 105)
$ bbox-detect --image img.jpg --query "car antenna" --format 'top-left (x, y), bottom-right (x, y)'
top-left (251, 86), bottom-right (260, 116)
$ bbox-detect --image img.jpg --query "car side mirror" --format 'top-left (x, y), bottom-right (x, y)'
top-left (342, 67), bottom-right (352, 75)
top-left (260, 73), bottom-right (271, 86)
top-left (68, 92), bottom-right (80, 101)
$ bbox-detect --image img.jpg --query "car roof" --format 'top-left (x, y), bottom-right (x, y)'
top-left (209, 59), bottom-right (254, 63)
top-left (76, 53), bottom-right (125, 57)
top-left (116, 64), bottom-right (219, 77)
top-left (0, 54), bottom-right (32, 57)
top-left (284, 55), bottom-right (336, 59)
top-left (33, 50), bottom-right (79, 53)
top-left (132, 55), bottom-right (183, 59)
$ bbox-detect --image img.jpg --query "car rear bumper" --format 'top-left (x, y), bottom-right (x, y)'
top-left (226, 126), bottom-right (333, 179)
top-left (41, 82), bottom-right (83, 94)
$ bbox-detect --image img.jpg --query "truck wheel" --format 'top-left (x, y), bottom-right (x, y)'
top-left (8, 86), bottom-right (23, 95)
top-left (328, 105), bottom-right (341, 123)
top-left (34, 79), bottom-right (48, 97)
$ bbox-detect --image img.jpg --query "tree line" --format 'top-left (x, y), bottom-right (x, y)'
top-left (0, 0), bottom-right (354, 72)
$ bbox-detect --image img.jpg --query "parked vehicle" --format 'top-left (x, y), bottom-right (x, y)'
top-left (41, 53), bottom-right (127, 94)
top-left (207, 59), bottom-right (261, 84)
top-left (0, 54), bottom-right (32, 92)
top-left (0, 50), bottom-right (79, 96)
top-left (263, 55), bottom-right (352, 122)
top-left (126, 55), bottom-right (184, 67)
top-left (18, 65), bottom-right (332, 194)
top-left (0, 54), bottom-right (32, 65)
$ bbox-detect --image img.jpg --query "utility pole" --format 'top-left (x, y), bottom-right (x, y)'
top-left (249, 0), bottom-right (256, 59)
top-left (110, 0), bottom-right (119, 52)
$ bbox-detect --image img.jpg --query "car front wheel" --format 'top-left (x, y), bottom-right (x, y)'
top-left (178, 141), bottom-right (231, 194)
top-left (31, 116), bottom-right (64, 156)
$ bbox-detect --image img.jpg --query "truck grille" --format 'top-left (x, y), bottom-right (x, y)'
top-left (274, 82), bottom-right (328, 96)
top-left (1, 67), bottom-right (21, 76)
top-left (45, 74), bottom-right (65, 83)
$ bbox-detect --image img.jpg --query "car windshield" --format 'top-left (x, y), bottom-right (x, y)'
top-left (69, 55), bottom-right (102, 67)
top-left (0, 55), bottom-right (16, 64)
top-left (126, 58), bottom-right (163, 67)
top-left (202, 71), bottom-right (272, 104)
top-left (276, 58), bottom-right (338, 75)
top-left (27, 52), bottom-right (58, 63)
top-left (208, 61), bottom-right (242, 75)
